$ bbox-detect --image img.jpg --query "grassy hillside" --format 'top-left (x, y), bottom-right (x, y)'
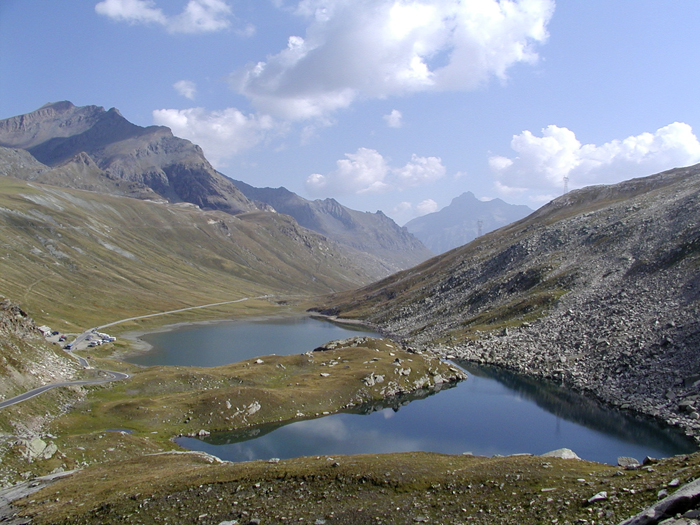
top-left (0, 176), bottom-right (375, 330)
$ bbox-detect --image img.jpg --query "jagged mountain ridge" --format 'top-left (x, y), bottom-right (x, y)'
top-left (404, 191), bottom-right (533, 254)
top-left (0, 101), bottom-right (256, 214)
top-left (0, 102), bottom-right (430, 275)
top-left (313, 164), bottom-right (700, 439)
top-left (232, 179), bottom-right (433, 273)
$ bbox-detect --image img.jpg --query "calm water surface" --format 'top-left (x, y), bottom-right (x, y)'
top-left (128, 317), bottom-right (697, 465)
top-left (127, 316), bottom-right (380, 367)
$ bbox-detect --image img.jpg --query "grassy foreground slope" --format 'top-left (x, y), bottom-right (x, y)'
top-left (14, 443), bottom-right (700, 524)
top-left (0, 176), bottom-right (375, 330)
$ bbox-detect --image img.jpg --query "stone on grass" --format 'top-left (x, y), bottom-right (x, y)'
top-left (540, 448), bottom-right (581, 460)
top-left (618, 456), bottom-right (640, 469)
top-left (587, 491), bottom-right (608, 504)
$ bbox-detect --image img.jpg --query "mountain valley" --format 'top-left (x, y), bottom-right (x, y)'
top-left (0, 101), bottom-right (699, 524)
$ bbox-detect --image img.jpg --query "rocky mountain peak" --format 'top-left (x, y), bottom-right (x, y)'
top-left (0, 101), bottom-right (105, 150)
top-left (231, 179), bottom-right (432, 273)
top-left (0, 102), bottom-right (257, 215)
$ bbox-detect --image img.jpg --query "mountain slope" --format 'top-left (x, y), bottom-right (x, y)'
top-left (313, 164), bottom-right (700, 437)
top-left (0, 102), bottom-right (256, 214)
top-left (0, 176), bottom-right (376, 330)
top-left (404, 191), bottom-right (532, 254)
top-left (232, 179), bottom-right (433, 272)
top-left (0, 102), bottom-right (432, 277)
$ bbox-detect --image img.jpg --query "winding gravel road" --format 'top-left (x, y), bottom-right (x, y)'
top-left (0, 370), bottom-right (129, 409)
top-left (0, 296), bottom-right (267, 410)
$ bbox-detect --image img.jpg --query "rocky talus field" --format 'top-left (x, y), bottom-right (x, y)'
top-left (314, 165), bottom-right (700, 443)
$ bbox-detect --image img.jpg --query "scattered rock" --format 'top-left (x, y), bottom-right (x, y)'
top-left (587, 491), bottom-right (608, 504)
top-left (541, 448), bottom-right (581, 460)
top-left (618, 457), bottom-right (641, 469)
top-left (620, 477), bottom-right (700, 525)
top-left (19, 438), bottom-right (58, 461)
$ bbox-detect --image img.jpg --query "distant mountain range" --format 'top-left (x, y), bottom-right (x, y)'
top-left (404, 192), bottom-right (533, 254)
top-left (232, 180), bottom-right (433, 272)
top-left (0, 102), bottom-right (431, 276)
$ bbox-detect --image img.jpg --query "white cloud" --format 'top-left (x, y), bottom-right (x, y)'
top-left (95, 0), bottom-right (232, 33)
top-left (490, 122), bottom-right (700, 202)
top-left (306, 148), bottom-right (445, 196)
top-left (395, 154), bottom-right (445, 186)
top-left (391, 198), bottom-right (439, 224)
top-left (383, 109), bottom-right (403, 128)
top-left (233, 0), bottom-right (554, 119)
top-left (152, 107), bottom-right (283, 167)
top-left (169, 0), bottom-right (231, 33)
top-left (235, 23), bottom-right (256, 38)
top-left (95, 0), bottom-right (166, 25)
top-left (416, 198), bottom-right (438, 215)
top-left (174, 80), bottom-right (197, 100)
top-left (306, 148), bottom-right (391, 195)
top-left (393, 201), bottom-right (414, 215)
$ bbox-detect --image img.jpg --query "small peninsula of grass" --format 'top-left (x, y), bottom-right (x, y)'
top-left (31, 338), bottom-right (464, 476)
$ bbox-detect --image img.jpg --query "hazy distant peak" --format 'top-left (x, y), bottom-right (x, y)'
top-left (39, 100), bottom-right (77, 112)
top-left (405, 191), bottom-right (533, 254)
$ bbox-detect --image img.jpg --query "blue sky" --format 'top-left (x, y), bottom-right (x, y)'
top-left (1, 1), bottom-right (699, 224)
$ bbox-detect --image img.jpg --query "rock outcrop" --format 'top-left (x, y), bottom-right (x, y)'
top-left (0, 298), bottom-right (78, 401)
top-left (0, 102), bottom-right (256, 214)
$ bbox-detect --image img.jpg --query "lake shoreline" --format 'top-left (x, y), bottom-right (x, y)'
top-left (117, 312), bottom-right (321, 361)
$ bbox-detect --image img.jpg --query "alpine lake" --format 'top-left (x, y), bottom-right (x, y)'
top-left (125, 316), bottom-right (697, 466)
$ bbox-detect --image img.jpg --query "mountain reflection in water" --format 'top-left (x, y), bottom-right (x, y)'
top-left (193, 383), bottom-right (455, 447)
top-left (177, 361), bottom-right (696, 465)
top-left (458, 362), bottom-right (694, 453)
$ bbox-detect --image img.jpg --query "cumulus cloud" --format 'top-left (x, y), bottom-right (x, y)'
top-left (95, 0), bottom-right (166, 24)
top-left (416, 198), bottom-right (438, 215)
top-left (306, 148), bottom-right (445, 196)
top-left (95, 0), bottom-right (233, 33)
top-left (306, 148), bottom-right (391, 195)
top-left (383, 109), bottom-right (403, 128)
top-left (391, 199), bottom-right (438, 224)
top-left (395, 154), bottom-right (446, 186)
top-left (174, 80), bottom-right (197, 100)
top-left (152, 107), bottom-right (282, 167)
top-left (490, 122), bottom-right (700, 202)
top-left (233, 0), bottom-right (554, 119)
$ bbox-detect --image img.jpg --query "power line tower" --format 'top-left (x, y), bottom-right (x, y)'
top-left (477, 220), bottom-right (483, 237)
top-left (563, 175), bottom-right (569, 194)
